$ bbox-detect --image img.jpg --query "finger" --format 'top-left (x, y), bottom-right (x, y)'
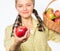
top-left (19, 29), bottom-right (30, 41)
top-left (26, 30), bottom-right (30, 38)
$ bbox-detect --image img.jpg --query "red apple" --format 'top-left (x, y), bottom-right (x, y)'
top-left (54, 10), bottom-right (60, 17)
top-left (55, 17), bottom-right (60, 25)
top-left (15, 26), bottom-right (28, 37)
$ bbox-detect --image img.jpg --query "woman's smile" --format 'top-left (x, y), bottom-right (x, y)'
top-left (22, 11), bottom-right (29, 14)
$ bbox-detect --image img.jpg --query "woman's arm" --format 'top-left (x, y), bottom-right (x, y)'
top-left (4, 25), bottom-right (21, 51)
top-left (48, 29), bottom-right (60, 42)
top-left (9, 40), bottom-right (21, 51)
top-left (4, 25), bottom-right (30, 51)
top-left (4, 26), bottom-right (21, 51)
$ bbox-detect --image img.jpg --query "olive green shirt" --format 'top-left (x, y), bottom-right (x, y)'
top-left (4, 18), bottom-right (60, 51)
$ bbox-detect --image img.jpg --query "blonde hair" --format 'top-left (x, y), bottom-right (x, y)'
top-left (15, 0), bottom-right (35, 6)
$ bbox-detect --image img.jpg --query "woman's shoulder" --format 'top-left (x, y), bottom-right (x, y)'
top-left (5, 24), bottom-right (13, 38)
top-left (43, 24), bottom-right (47, 29)
top-left (5, 24), bottom-right (13, 30)
top-left (43, 24), bottom-right (49, 32)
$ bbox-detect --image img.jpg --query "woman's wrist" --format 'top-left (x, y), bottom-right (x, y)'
top-left (9, 40), bottom-right (22, 51)
top-left (14, 39), bottom-right (22, 46)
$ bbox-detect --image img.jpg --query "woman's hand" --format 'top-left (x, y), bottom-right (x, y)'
top-left (14, 28), bottom-right (30, 45)
top-left (9, 28), bottom-right (30, 51)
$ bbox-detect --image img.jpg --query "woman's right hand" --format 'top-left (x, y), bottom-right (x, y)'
top-left (14, 28), bottom-right (30, 45)
top-left (9, 28), bottom-right (30, 51)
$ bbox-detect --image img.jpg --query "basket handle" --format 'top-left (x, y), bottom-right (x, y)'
top-left (45, 0), bottom-right (56, 11)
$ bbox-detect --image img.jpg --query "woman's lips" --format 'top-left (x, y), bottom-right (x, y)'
top-left (22, 11), bottom-right (29, 14)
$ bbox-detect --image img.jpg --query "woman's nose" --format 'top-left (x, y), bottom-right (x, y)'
top-left (23, 6), bottom-right (27, 11)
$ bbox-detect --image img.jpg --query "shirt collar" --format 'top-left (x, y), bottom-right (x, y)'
top-left (32, 17), bottom-right (39, 28)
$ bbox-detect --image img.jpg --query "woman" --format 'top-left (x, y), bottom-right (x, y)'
top-left (4, 0), bottom-right (60, 51)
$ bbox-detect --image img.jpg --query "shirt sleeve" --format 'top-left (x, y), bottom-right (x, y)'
top-left (4, 25), bottom-right (14, 51)
top-left (48, 29), bottom-right (60, 42)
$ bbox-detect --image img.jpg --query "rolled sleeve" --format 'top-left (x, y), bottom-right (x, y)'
top-left (4, 25), bottom-right (14, 51)
top-left (48, 29), bottom-right (60, 42)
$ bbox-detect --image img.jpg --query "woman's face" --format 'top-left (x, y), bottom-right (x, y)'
top-left (16, 0), bottom-right (34, 18)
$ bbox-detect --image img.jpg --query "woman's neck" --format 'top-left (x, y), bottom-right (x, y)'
top-left (21, 16), bottom-right (33, 30)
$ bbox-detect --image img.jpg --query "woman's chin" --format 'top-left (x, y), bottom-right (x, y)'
top-left (21, 15), bottom-right (31, 19)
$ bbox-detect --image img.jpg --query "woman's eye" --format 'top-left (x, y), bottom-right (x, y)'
top-left (27, 5), bottom-right (31, 6)
top-left (18, 5), bottom-right (22, 7)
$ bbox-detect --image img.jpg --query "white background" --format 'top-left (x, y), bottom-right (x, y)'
top-left (0, 0), bottom-right (60, 51)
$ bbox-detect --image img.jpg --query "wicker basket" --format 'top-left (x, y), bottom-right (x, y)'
top-left (43, 0), bottom-right (60, 34)
top-left (43, 13), bottom-right (60, 33)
